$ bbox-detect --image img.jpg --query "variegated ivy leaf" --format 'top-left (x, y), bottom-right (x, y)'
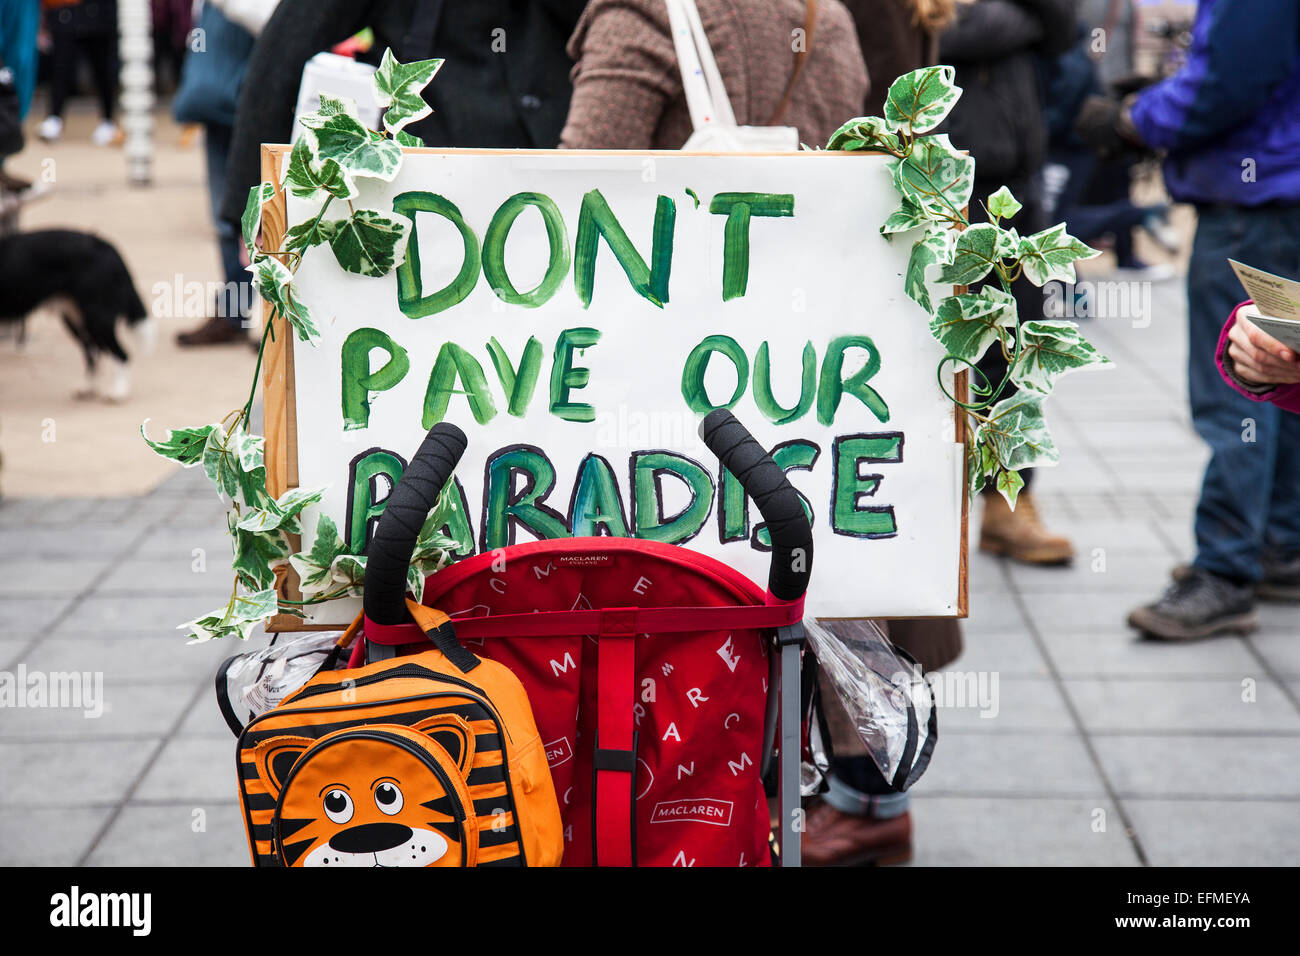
top-left (252, 257), bottom-right (320, 344)
top-left (140, 421), bottom-right (215, 467)
top-left (284, 215), bottom-right (343, 255)
top-left (986, 185), bottom-right (1023, 222)
top-left (395, 129), bottom-right (425, 148)
top-left (326, 209), bottom-right (411, 277)
top-left (937, 223), bottom-right (1005, 285)
top-left (329, 554), bottom-right (368, 596)
top-left (236, 486), bottom-right (327, 535)
top-left (202, 421), bottom-right (268, 508)
top-left (301, 94), bottom-right (403, 183)
top-left (995, 468), bottom-right (1025, 509)
top-left (929, 287), bottom-right (1019, 364)
top-left (904, 225), bottom-right (957, 314)
top-left (1011, 320), bottom-right (1112, 394)
top-left (229, 509), bottom-right (292, 592)
top-left (240, 181), bottom-right (276, 259)
top-left (826, 115), bottom-right (901, 154)
top-left (967, 432), bottom-right (999, 498)
top-left (982, 391), bottom-right (1060, 472)
top-left (883, 66), bottom-right (961, 136)
top-left (1016, 223), bottom-right (1099, 287)
top-left (407, 493), bottom-right (461, 597)
top-left (880, 194), bottom-right (930, 236)
top-left (888, 134), bottom-right (974, 222)
top-left (290, 514), bottom-right (350, 596)
top-left (372, 49), bottom-right (444, 134)
top-left (179, 588), bottom-right (278, 643)
top-left (282, 132), bottom-right (357, 201)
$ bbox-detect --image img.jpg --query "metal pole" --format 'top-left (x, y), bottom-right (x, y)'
top-left (117, 0), bottom-right (154, 186)
top-left (780, 638), bottom-right (801, 867)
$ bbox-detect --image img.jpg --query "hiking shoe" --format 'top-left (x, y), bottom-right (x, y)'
top-left (1258, 552), bottom-right (1300, 602)
top-left (1128, 568), bottom-right (1258, 640)
top-left (176, 316), bottom-right (249, 347)
top-left (1172, 557), bottom-right (1300, 602)
top-left (979, 491), bottom-right (1074, 565)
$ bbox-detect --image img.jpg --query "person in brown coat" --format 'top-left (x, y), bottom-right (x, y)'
top-left (559, 0), bottom-right (868, 149)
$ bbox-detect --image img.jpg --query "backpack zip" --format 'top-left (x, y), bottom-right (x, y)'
top-left (283, 663), bottom-right (513, 743)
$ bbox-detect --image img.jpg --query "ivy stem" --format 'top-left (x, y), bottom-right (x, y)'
top-left (242, 320), bottom-right (275, 427)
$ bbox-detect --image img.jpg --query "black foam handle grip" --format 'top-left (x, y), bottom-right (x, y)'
top-left (363, 424), bottom-right (468, 626)
top-left (699, 409), bottom-right (813, 601)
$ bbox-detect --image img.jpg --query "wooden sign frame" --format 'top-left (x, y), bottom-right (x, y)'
top-left (259, 144), bottom-right (970, 631)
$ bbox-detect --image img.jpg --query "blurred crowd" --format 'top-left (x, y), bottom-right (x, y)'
top-left (2, 0), bottom-right (1298, 867)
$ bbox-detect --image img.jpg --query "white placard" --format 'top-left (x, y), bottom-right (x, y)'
top-left (285, 149), bottom-right (964, 623)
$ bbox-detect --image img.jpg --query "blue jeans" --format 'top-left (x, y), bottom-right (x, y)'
top-left (204, 122), bottom-right (250, 330)
top-left (1188, 205), bottom-right (1300, 582)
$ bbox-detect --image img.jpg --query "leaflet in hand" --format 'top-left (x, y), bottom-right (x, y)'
top-left (1229, 259), bottom-right (1300, 353)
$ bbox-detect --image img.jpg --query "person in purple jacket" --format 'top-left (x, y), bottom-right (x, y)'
top-left (1078, 0), bottom-right (1300, 638)
top-left (1218, 303), bottom-right (1300, 415)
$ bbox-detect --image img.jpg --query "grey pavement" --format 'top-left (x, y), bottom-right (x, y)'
top-left (3, 270), bottom-right (1298, 866)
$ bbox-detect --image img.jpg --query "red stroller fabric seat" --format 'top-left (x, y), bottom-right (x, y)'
top-left (417, 537), bottom-right (773, 867)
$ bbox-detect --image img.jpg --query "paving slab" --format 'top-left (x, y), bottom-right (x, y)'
top-left (0, 679), bottom-right (199, 740)
top-left (1093, 734), bottom-right (1300, 799)
top-left (908, 797), bottom-right (1141, 866)
top-left (1123, 800), bottom-right (1300, 866)
top-left (1063, 678), bottom-right (1300, 734)
top-left (914, 732), bottom-right (1106, 797)
top-left (17, 634), bottom-right (230, 685)
top-left (0, 807), bottom-right (115, 866)
top-left (0, 739), bottom-right (156, 807)
top-left (933, 677), bottom-right (1076, 734)
top-left (134, 737), bottom-right (240, 804)
top-left (1039, 630), bottom-right (1259, 679)
top-left (83, 801), bottom-right (248, 867)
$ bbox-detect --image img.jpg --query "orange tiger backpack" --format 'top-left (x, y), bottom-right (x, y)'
top-left (236, 602), bottom-right (564, 867)
top-left (235, 425), bottom-right (564, 867)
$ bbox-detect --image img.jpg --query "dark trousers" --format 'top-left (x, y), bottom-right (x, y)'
top-left (1187, 205), bottom-right (1300, 581)
top-left (46, 18), bottom-right (117, 121)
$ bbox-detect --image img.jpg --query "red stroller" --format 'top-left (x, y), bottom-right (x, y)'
top-left (353, 410), bottom-right (812, 866)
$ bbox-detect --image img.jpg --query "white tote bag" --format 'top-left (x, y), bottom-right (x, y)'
top-left (665, 0), bottom-right (808, 152)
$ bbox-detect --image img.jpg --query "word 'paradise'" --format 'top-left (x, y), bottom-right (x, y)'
top-left (343, 436), bottom-right (905, 558)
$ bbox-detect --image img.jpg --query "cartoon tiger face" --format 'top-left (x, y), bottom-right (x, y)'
top-left (253, 718), bottom-right (479, 867)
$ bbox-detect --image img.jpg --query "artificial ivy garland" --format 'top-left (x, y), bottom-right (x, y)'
top-left (825, 66), bottom-right (1110, 504)
top-left (142, 60), bottom-right (1108, 643)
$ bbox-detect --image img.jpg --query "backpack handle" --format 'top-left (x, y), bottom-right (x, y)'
top-left (363, 423), bottom-right (468, 626)
top-left (406, 599), bottom-right (481, 674)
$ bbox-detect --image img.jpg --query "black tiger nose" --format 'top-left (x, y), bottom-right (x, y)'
top-left (329, 822), bottom-right (413, 854)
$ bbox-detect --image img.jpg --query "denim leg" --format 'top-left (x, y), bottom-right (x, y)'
top-left (1187, 207), bottom-right (1294, 582)
top-left (1262, 211), bottom-right (1300, 558)
top-left (204, 123), bottom-right (250, 329)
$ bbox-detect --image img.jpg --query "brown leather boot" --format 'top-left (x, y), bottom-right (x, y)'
top-left (176, 316), bottom-right (249, 347)
top-left (800, 801), bottom-right (912, 866)
top-left (979, 491), bottom-right (1074, 565)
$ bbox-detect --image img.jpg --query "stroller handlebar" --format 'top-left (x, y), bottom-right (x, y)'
top-left (363, 423), bottom-right (469, 626)
top-left (699, 409), bottom-right (813, 602)
top-left (364, 413), bottom-right (812, 622)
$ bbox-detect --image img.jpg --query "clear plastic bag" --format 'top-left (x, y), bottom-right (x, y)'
top-left (216, 630), bottom-right (344, 733)
top-left (803, 618), bottom-right (936, 792)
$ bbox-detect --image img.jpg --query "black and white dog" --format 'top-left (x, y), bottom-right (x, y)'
top-left (0, 229), bottom-right (153, 400)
